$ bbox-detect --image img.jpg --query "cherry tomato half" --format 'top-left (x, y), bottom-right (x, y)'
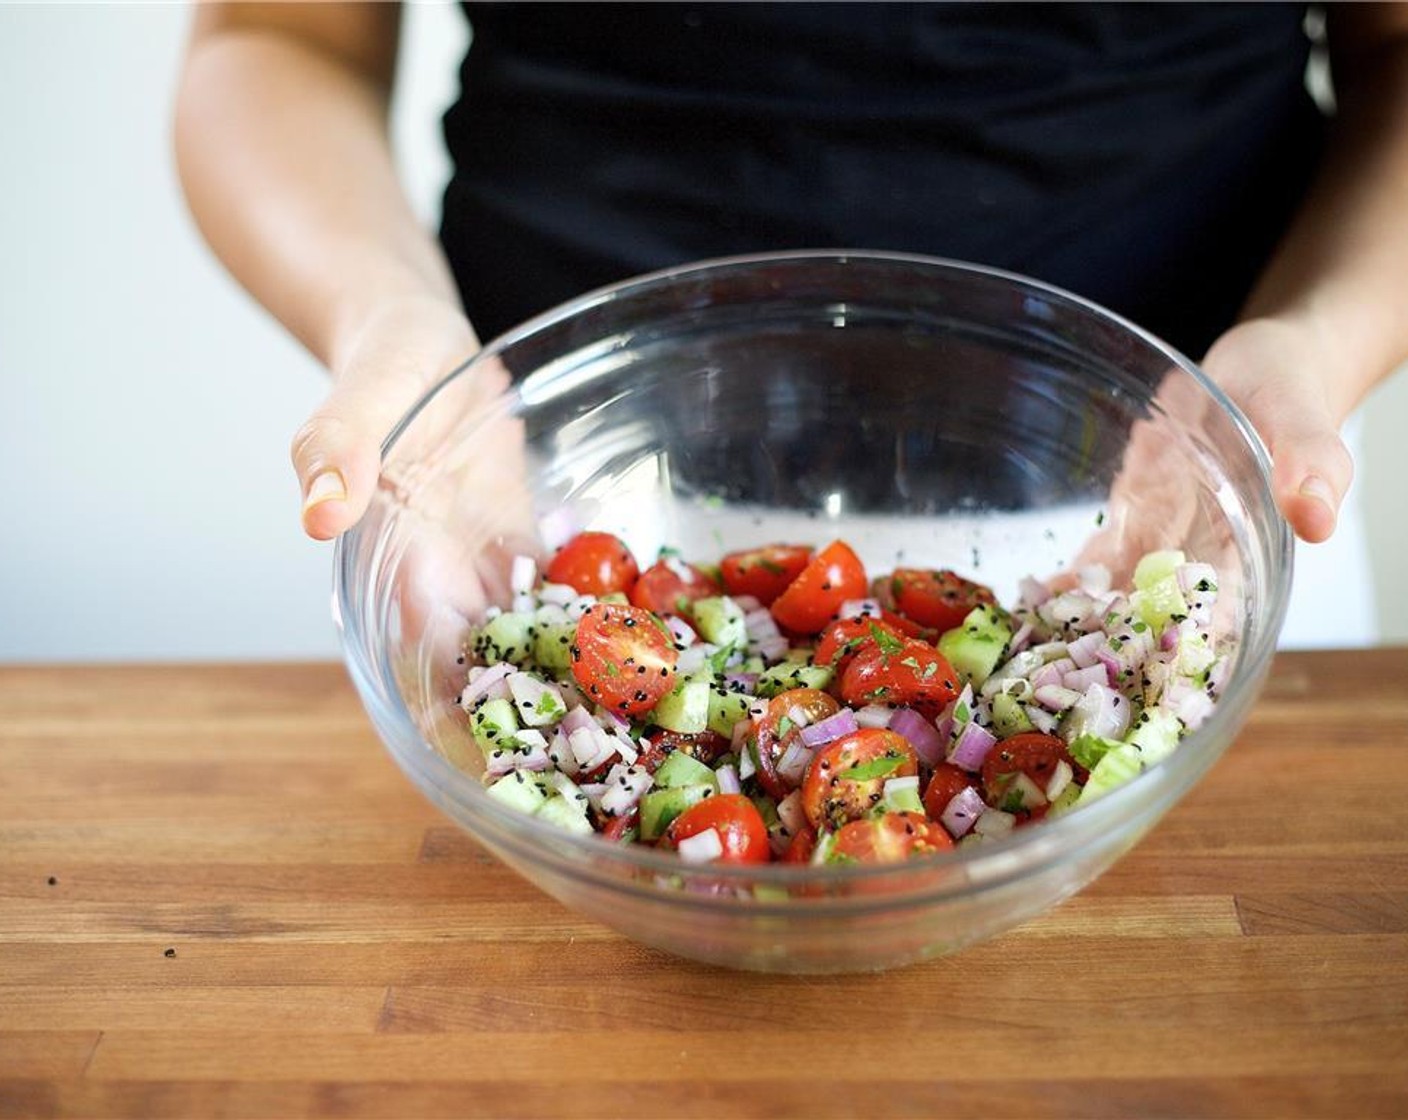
top-left (570, 602), bottom-right (678, 717)
top-left (664, 793), bottom-right (771, 864)
top-left (752, 688), bottom-right (841, 801)
top-left (839, 637), bottom-right (959, 716)
top-left (629, 557), bottom-right (721, 616)
top-left (782, 825), bottom-right (818, 864)
top-left (720, 544), bottom-right (813, 606)
top-left (770, 540), bottom-right (868, 635)
top-left (980, 732), bottom-right (1075, 808)
top-left (545, 532), bottom-right (639, 597)
top-left (826, 811), bottom-right (954, 865)
top-left (922, 763), bottom-right (979, 823)
top-left (886, 568), bottom-right (996, 633)
top-left (813, 616), bottom-right (906, 677)
top-left (801, 728), bottom-right (919, 831)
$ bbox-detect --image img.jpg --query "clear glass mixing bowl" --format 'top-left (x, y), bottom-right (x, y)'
top-left (334, 251), bottom-right (1291, 973)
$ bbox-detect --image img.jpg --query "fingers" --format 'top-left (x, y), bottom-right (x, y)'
top-left (291, 400), bottom-right (384, 540)
top-left (1268, 426), bottom-right (1354, 545)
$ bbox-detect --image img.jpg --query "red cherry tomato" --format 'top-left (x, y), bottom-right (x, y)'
top-left (879, 608), bottom-right (930, 639)
top-left (545, 532), bottom-right (639, 597)
top-left (570, 602), bottom-right (678, 717)
top-left (601, 808), bottom-right (639, 843)
top-left (826, 811), bottom-right (954, 864)
top-left (629, 558), bottom-right (721, 616)
top-left (770, 540), bottom-right (868, 635)
top-left (813, 616), bottom-right (906, 677)
top-left (752, 688), bottom-right (841, 801)
top-left (980, 732), bottom-right (1075, 808)
top-left (885, 568), bottom-right (996, 633)
top-left (922, 763), bottom-right (979, 822)
top-left (782, 825), bottom-right (818, 864)
top-left (720, 544), bottom-right (813, 606)
top-left (800, 728), bottom-right (919, 831)
top-left (664, 793), bottom-right (771, 864)
top-left (643, 729), bottom-right (732, 765)
top-left (839, 637), bottom-right (960, 716)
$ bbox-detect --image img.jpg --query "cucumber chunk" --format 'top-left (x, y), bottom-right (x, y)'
top-left (692, 596), bottom-right (747, 648)
top-left (639, 784), bottom-right (714, 840)
top-left (486, 771), bottom-right (548, 816)
top-left (707, 686), bottom-right (754, 738)
top-left (472, 612), bottom-right (536, 667)
top-left (754, 662), bottom-right (833, 699)
top-left (937, 605), bottom-right (1013, 687)
top-left (653, 749), bottom-right (719, 791)
top-left (652, 673), bottom-right (711, 734)
top-left (470, 697), bottom-right (520, 760)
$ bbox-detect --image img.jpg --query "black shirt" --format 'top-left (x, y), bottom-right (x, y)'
top-left (440, 2), bottom-right (1324, 357)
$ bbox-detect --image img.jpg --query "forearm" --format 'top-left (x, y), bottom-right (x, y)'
top-left (1240, 19), bottom-right (1408, 418)
top-left (174, 7), bottom-right (466, 373)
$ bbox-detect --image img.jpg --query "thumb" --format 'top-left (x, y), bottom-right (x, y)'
top-left (1261, 414), bottom-right (1353, 546)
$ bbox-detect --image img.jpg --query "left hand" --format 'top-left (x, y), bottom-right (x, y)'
top-left (1201, 316), bottom-right (1355, 545)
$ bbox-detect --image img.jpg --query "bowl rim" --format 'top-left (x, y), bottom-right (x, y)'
top-left (334, 248), bottom-right (1294, 897)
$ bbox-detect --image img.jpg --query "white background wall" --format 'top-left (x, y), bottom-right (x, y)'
top-left (0, 4), bottom-right (1403, 662)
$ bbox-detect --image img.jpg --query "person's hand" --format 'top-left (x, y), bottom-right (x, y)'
top-left (1200, 316), bottom-right (1355, 545)
top-left (290, 293), bottom-right (480, 539)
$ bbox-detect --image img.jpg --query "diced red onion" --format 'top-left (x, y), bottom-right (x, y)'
top-left (1007, 620), bottom-right (1036, 655)
top-left (973, 808), bottom-right (1016, 838)
top-left (934, 683), bottom-right (973, 745)
top-left (776, 790), bottom-right (807, 837)
top-left (884, 775), bottom-right (919, 802)
top-left (1031, 662), bottom-right (1064, 691)
top-left (839, 598), bottom-right (881, 620)
top-left (560, 706), bottom-right (597, 737)
top-left (732, 595), bottom-right (762, 612)
top-left (568, 726), bottom-right (615, 772)
top-left (941, 786), bottom-right (987, 839)
top-left (1024, 704), bottom-right (1060, 734)
top-left (1065, 631), bottom-right (1106, 670)
top-left (716, 763), bottom-right (741, 795)
top-left (724, 672), bottom-right (759, 691)
top-left (1206, 658), bottom-right (1229, 697)
top-left (461, 662), bottom-right (514, 706)
top-left (508, 673), bottom-right (566, 727)
top-left (1018, 576), bottom-right (1051, 608)
top-left (1078, 564), bottom-right (1112, 596)
top-left (1170, 689), bottom-right (1215, 730)
top-left (888, 707), bottom-right (946, 767)
top-left (537, 582), bottom-right (578, 607)
top-left (566, 595), bottom-right (595, 620)
top-left (747, 698), bottom-right (770, 721)
top-left (675, 644), bottom-right (712, 675)
top-left (980, 651), bottom-right (1045, 698)
top-left (600, 766), bottom-right (653, 817)
top-left (799, 707), bottom-right (859, 748)
top-left (1043, 590), bottom-right (1096, 630)
top-left (1069, 682), bottom-right (1131, 742)
top-left (510, 554), bottom-right (538, 595)
top-left (594, 705), bottom-right (630, 731)
top-left (737, 736), bottom-right (757, 780)
top-left (1062, 665), bottom-right (1108, 694)
top-left (666, 615), bottom-right (697, 648)
top-left (1045, 759), bottom-right (1074, 802)
top-left (1008, 771), bottom-right (1048, 810)
top-left (1047, 657), bottom-right (1077, 678)
top-left (677, 829), bottom-right (724, 864)
top-left (576, 782), bottom-right (608, 810)
top-left (609, 731), bottom-right (639, 766)
top-left (948, 720), bottom-right (997, 772)
top-left (853, 703), bottom-right (896, 730)
top-left (776, 739), bottom-right (816, 785)
top-left (756, 635), bottom-right (791, 662)
top-left (511, 592), bottom-right (535, 615)
top-left (1033, 684), bottom-right (1081, 713)
top-left (1176, 562), bottom-right (1218, 595)
top-left (548, 726), bottom-right (578, 775)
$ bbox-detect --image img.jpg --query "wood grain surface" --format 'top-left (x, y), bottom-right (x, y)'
top-left (1, 651), bottom-right (1405, 1119)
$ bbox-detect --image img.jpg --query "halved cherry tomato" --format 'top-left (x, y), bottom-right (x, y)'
top-left (839, 636), bottom-right (959, 715)
top-left (643, 729), bottom-right (732, 765)
top-left (545, 532), bottom-right (639, 597)
top-left (570, 602), bottom-right (678, 717)
top-left (879, 608), bottom-right (930, 639)
top-left (886, 568), bottom-right (996, 633)
top-left (980, 732), bottom-right (1075, 808)
top-left (629, 557), bottom-right (721, 616)
top-left (813, 616), bottom-right (906, 677)
top-left (782, 825), bottom-right (818, 864)
top-left (770, 540), bottom-right (868, 635)
top-left (922, 763), bottom-right (979, 822)
top-left (720, 544), bottom-right (813, 606)
top-left (801, 728), bottom-right (919, 831)
top-left (825, 811), bottom-right (953, 864)
top-left (601, 808), bottom-right (639, 843)
top-left (752, 688), bottom-right (841, 801)
top-left (664, 793), bottom-right (770, 864)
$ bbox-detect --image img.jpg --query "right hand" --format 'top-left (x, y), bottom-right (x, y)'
top-left (291, 293), bottom-right (480, 540)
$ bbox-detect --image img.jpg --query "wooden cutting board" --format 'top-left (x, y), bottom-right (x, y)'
top-left (2, 651), bottom-right (1406, 1118)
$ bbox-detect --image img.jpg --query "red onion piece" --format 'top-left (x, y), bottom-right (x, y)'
top-left (940, 786), bottom-right (987, 839)
top-left (1065, 631), bottom-right (1106, 670)
top-left (559, 706), bottom-right (597, 737)
top-left (853, 704), bottom-right (896, 729)
top-left (724, 672), bottom-right (759, 691)
top-left (1031, 662), bottom-right (1064, 691)
top-left (776, 740), bottom-right (816, 785)
top-left (888, 707), bottom-right (946, 767)
top-left (1007, 620), bottom-right (1036, 655)
top-left (666, 615), bottom-right (697, 648)
top-left (677, 829), bottom-right (724, 864)
top-left (948, 720), bottom-right (997, 772)
top-left (1033, 684), bottom-right (1081, 713)
top-left (1062, 665), bottom-right (1108, 694)
top-left (1018, 576), bottom-right (1051, 608)
top-left (462, 662), bottom-right (514, 706)
top-left (716, 763), bottom-right (741, 795)
top-left (799, 707), bottom-right (859, 748)
top-left (776, 790), bottom-right (807, 836)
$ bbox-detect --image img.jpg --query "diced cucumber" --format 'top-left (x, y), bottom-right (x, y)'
top-left (652, 672), bottom-right (711, 734)
top-left (1126, 707), bottom-right (1182, 767)
top-left (878, 775), bottom-right (923, 815)
top-left (754, 662), bottom-right (833, 698)
top-left (707, 685), bottom-right (754, 738)
top-left (692, 596), bottom-right (747, 648)
top-left (471, 697), bottom-right (519, 759)
top-left (486, 771), bottom-right (548, 815)
top-left (1131, 575), bottom-right (1188, 632)
top-left (1048, 778), bottom-right (1083, 817)
top-left (536, 792), bottom-right (593, 835)
top-left (1067, 732), bottom-right (1122, 772)
top-left (472, 612), bottom-right (536, 667)
top-left (937, 605), bottom-right (1013, 687)
top-left (598, 592), bottom-right (630, 605)
top-left (1078, 742), bottom-right (1144, 804)
top-left (532, 618), bottom-right (578, 672)
top-left (1133, 549), bottom-right (1186, 591)
top-left (653, 749), bottom-right (719, 791)
top-left (992, 692), bottom-right (1034, 737)
top-left (639, 784), bottom-right (714, 840)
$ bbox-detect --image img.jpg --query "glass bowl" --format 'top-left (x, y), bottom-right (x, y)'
top-left (334, 251), bottom-right (1291, 973)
